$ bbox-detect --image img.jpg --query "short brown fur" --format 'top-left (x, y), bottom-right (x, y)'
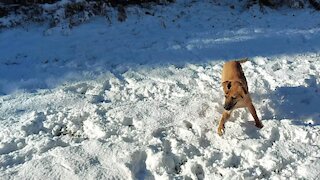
top-left (218, 59), bottom-right (263, 136)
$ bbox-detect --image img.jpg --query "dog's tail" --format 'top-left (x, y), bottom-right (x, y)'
top-left (237, 58), bottom-right (249, 63)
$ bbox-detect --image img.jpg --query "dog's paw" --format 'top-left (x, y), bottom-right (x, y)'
top-left (255, 122), bottom-right (264, 129)
top-left (217, 128), bottom-right (224, 136)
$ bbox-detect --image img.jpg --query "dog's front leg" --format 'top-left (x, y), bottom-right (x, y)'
top-left (247, 103), bottom-right (263, 128)
top-left (218, 110), bottom-right (231, 136)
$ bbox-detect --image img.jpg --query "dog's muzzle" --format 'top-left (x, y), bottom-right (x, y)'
top-left (224, 104), bottom-right (232, 111)
top-left (224, 102), bottom-right (237, 111)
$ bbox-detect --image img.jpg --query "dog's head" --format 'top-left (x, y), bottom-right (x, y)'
top-left (222, 81), bottom-right (247, 111)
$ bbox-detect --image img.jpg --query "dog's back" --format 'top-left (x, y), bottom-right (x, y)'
top-left (222, 60), bottom-right (247, 85)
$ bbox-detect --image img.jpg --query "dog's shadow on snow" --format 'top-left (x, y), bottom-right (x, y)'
top-left (261, 77), bottom-right (320, 126)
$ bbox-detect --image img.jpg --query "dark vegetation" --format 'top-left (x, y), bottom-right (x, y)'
top-left (0, 0), bottom-right (175, 27)
top-left (0, 0), bottom-right (319, 28)
top-left (258, 0), bottom-right (320, 9)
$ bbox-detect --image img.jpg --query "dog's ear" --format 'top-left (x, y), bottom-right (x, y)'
top-left (222, 81), bottom-right (231, 93)
top-left (227, 82), bottom-right (232, 89)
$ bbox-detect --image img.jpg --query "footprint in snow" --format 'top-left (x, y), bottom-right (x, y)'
top-left (122, 117), bottom-right (134, 127)
top-left (152, 128), bottom-right (167, 139)
top-left (183, 120), bottom-right (193, 130)
top-left (192, 164), bottom-right (205, 180)
top-left (64, 83), bottom-right (89, 94)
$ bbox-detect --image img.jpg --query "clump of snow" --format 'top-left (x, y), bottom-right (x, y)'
top-left (1, 1), bottom-right (320, 179)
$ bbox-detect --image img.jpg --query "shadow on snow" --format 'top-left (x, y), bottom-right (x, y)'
top-left (262, 76), bottom-right (320, 126)
top-left (0, 21), bottom-right (320, 95)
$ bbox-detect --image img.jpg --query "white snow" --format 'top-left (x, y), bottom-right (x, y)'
top-left (1, 1), bottom-right (320, 179)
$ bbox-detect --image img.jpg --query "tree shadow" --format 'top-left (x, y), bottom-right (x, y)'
top-left (1, 10), bottom-right (320, 95)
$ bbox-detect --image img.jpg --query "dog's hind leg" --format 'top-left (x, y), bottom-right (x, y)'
top-left (247, 103), bottom-right (263, 128)
top-left (217, 110), bottom-right (232, 136)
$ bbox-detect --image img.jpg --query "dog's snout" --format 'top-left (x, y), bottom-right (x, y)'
top-left (224, 104), bottom-right (231, 111)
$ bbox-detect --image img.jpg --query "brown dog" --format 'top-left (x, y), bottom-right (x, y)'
top-left (218, 59), bottom-right (263, 136)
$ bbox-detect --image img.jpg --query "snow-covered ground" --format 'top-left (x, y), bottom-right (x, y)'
top-left (1, 1), bottom-right (320, 179)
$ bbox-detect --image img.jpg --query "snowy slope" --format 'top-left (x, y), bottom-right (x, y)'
top-left (1, 1), bottom-right (320, 179)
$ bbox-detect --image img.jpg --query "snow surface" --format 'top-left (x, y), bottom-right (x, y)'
top-left (1, 1), bottom-right (320, 179)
